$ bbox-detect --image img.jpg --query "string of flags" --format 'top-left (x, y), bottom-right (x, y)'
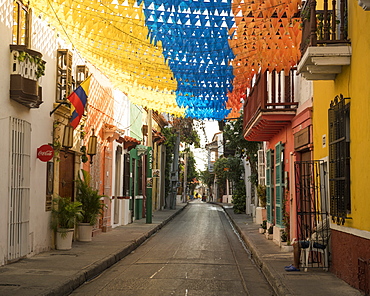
top-left (30, 0), bottom-right (302, 121)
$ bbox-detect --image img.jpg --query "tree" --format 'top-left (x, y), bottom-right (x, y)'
top-left (163, 117), bottom-right (200, 203)
top-left (199, 169), bottom-right (215, 195)
top-left (179, 149), bottom-right (199, 196)
top-left (222, 116), bottom-right (260, 187)
top-left (213, 156), bottom-right (245, 211)
top-left (213, 157), bottom-right (229, 198)
top-left (186, 151), bottom-right (199, 184)
top-left (171, 117), bottom-right (200, 148)
top-left (162, 127), bottom-right (178, 204)
top-left (213, 115), bottom-right (261, 213)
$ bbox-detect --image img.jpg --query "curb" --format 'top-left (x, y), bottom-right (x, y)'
top-left (46, 204), bottom-right (188, 296)
top-left (216, 203), bottom-right (293, 296)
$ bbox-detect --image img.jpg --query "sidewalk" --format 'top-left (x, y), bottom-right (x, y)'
top-left (0, 202), bottom-right (363, 296)
top-left (0, 203), bottom-right (188, 296)
top-left (222, 205), bottom-right (363, 296)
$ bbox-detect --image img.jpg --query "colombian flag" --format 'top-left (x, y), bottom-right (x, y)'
top-left (68, 75), bottom-right (91, 129)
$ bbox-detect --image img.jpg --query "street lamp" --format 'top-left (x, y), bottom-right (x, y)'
top-left (87, 128), bottom-right (97, 164)
top-left (62, 125), bottom-right (73, 149)
top-left (62, 125), bottom-right (74, 157)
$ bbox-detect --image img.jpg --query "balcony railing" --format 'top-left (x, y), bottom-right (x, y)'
top-left (10, 45), bottom-right (45, 108)
top-left (300, 0), bottom-right (349, 56)
top-left (243, 69), bottom-right (298, 141)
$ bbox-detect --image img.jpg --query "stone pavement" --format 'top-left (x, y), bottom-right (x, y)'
top-left (222, 204), bottom-right (363, 296)
top-left (0, 202), bottom-right (363, 296)
top-left (0, 203), bottom-right (188, 296)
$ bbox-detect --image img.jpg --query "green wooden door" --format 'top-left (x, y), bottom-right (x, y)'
top-left (266, 149), bottom-right (273, 223)
top-left (275, 142), bottom-right (284, 227)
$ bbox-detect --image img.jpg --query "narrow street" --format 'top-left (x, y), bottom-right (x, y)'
top-left (71, 201), bottom-right (275, 296)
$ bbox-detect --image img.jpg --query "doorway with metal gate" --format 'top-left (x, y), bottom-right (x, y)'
top-left (8, 118), bottom-right (31, 262)
top-left (295, 160), bottom-right (330, 270)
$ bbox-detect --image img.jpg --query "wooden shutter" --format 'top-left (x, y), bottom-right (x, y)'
top-left (257, 149), bottom-right (265, 185)
top-left (266, 149), bottom-right (273, 223)
top-left (275, 142), bottom-right (284, 226)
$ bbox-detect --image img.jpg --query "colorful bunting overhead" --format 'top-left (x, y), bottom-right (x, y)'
top-left (138, 0), bottom-right (235, 120)
top-left (29, 0), bottom-right (302, 121)
top-left (226, 0), bottom-right (302, 118)
top-left (30, 0), bottom-right (185, 117)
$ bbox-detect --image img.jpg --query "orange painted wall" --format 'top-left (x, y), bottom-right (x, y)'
top-left (266, 125), bottom-right (294, 230)
top-left (83, 76), bottom-right (115, 231)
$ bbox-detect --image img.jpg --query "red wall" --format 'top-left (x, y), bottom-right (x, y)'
top-left (331, 229), bottom-right (370, 292)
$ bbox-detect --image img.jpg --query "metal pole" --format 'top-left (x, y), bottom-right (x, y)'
top-left (171, 134), bottom-right (180, 209)
top-left (183, 145), bottom-right (188, 203)
top-left (49, 102), bottom-right (69, 116)
top-left (146, 109), bottom-right (153, 223)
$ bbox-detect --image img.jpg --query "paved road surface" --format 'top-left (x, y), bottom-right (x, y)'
top-left (71, 201), bottom-right (275, 295)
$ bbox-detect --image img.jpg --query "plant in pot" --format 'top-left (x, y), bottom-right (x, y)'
top-left (75, 169), bottom-right (107, 242)
top-left (51, 195), bottom-right (83, 250)
top-left (259, 219), bottom-right (267, 234)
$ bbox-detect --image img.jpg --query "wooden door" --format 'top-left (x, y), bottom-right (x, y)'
top-left (59, 150), bottom-right (75, 199)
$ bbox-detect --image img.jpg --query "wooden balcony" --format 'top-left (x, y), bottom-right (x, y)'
top-left (298, 0), bottom-right (351, 80)
top-left (10, 45), bottom-right (44, 108)
top-left (243, 70), bottom-right (298, 142)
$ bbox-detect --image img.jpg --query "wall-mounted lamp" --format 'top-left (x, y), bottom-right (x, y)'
top-left (87, 128), bottom-right (97, 164)
top-left (62, 125), bottom-right (74, 157)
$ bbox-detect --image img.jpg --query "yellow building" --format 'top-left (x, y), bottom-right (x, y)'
top-left (298, 0), bottom-right (370, 291)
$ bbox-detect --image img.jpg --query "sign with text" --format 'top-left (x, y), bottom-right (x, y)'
top-left (37, 144), bottom-right (54, 162)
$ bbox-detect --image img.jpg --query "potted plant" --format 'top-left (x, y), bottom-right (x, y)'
top-left (51, 195), bottom-right (83, 250)
top-left (259, 219), bottom-right (267, 234)
top-left (265, 225), bottom-right (274, 240)
top-left (75, 169), bottom-right (106, 241)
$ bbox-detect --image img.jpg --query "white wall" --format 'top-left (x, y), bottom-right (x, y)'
top-left (0, 1), bottom-right (59, 264)
top-left (243, 159), bottom-right (253, 215)
top-left (295, 74), bottom-right (313, 108)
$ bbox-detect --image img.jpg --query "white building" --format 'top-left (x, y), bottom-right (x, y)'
top-left (0, 0), bottom-right (133, 265)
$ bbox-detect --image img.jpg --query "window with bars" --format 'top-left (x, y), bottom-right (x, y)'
top-left (257, 149), bottom-right (265, 185)
top-left (56, 49), bottom-right (73, 102)
top-left (9, 117), bottom-right (31, 261)
top-left (266, 149), bottom-right (274, 223)
top-left (12, 0), bottom-right (30, 46)
top-left (328, 94), bottom-right (350, 225)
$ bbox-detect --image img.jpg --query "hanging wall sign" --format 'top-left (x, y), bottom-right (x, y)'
top-left (153, 169), bottom-right (160, 178)
top-left (37, 144), bottom-right (54, 162)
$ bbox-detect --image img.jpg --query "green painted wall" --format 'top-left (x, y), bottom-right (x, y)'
top-left (129, 102), bottom-right (143, 141)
